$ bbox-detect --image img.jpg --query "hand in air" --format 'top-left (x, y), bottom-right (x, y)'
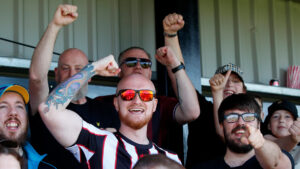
top-left (155, 46), bottom-right (181, 69)
top-left (52, 4), bottom-right (78, 27)
top-left (241, 124), bottom-right (265, 149)
top-left (163, 13), bottom-right (185, 35)
top-left (94, 55), bottom-right (120, 77)
top-left (209, 70), bottom-right (231, 92)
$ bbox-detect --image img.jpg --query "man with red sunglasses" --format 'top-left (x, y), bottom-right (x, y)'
top-left (93, 15), bottom-right (200, 164)
top-left (96, 45), bottom-right (200, 162)
top-left (38, 55), bottom-right (182, 169)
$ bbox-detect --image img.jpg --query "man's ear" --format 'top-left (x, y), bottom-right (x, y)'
top-left (261, 112), bottom-right (264, 121)
top-left (113, 97), bottom-right (119, 112)
top-left (152, 98), bottom-right (158, 112)
top-left (54, 67), bottom-right (59, 82)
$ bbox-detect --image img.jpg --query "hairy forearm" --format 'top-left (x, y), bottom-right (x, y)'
top-left (164, 36), bottom-right (184, 64)
top-left (267, 135), bottom-right (298, 152)
top-left (30, 22), bottom-right (61, 81)
top-left (29, 23), bottom-right (62, 115)
top-left (44, 63), bottom-right (95, 113)
top-left (175, 70), bottom-right (200, 123)
top-left (212, 90), bottom-right (224, 140)
top-left (255, 140), bottom-right (291, 169)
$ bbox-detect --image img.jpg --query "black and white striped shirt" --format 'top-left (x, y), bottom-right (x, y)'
top-left (67, 121), bottom-right (181, 169)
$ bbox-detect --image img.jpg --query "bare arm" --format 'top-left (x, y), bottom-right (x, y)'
top-left (163, 13), bottom-right (185, 97)
top-left (29, 4), bottom-right (78, 115)
top-left (244, 125), bottom-right (292, 169)
top-left (38, 55), bottom-right (120, 147)
top-left (156, 46), bottom-right (199, 124)
top-left (210, 70), bottom-right (231, 141)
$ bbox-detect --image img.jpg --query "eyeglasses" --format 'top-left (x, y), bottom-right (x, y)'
top-left (224, 113), bottom-right (260, 123)
top-left (116, 89), bottom-right (155, 102)
top-left (0, 139), bottom-right (18, 148)
top-left (120, 57), bottom-right (152, 69)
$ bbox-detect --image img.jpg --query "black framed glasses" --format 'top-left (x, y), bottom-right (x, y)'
top-left (224, 113), bottom-right (260, 123)
top-left (120, 57), bottom-right (152, 69)
top-left (0, 139), bottom-right (18, 148)
top-left (116, 89), bottom-right (155, 102)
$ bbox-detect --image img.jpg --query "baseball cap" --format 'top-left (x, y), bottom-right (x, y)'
top-left (265, 100), bottom-right (298, 125)
top-left (0, 84), bottom-right (29, 104)
top-left (215, 63), bottom-right (244, 83)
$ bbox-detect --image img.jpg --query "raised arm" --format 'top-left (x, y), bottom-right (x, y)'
top-left (243, 125), bottom-right (292, 169)
top-left (38, 55), bottom-right (120, 148)
top-left (163, 13), bottom-right (185, 97)
top-left (156, 46), bottom-right (199, 124)
top-left (29, 4), bottom-right (78, 115)
top-left (209, 70), bottom-right (231, 141)
top-left (265, 118), bottom-right (300, 151)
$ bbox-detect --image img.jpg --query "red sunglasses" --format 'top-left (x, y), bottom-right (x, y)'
top-left (116, 89), bottom-right (155, 102)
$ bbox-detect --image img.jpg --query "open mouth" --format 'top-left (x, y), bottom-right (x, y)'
top-left (5, 120), bottom-right (20, 131)
top-left (128, 108), bottom-right (144, 114)
top-left (224, 90), bottom-right (234, 96)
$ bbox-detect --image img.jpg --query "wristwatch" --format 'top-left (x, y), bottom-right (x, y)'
top-left (172, 62), bottom-right (185, 73)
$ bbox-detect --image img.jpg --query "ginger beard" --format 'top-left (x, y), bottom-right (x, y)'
top-left (118, 103), bottom-right (153, 130)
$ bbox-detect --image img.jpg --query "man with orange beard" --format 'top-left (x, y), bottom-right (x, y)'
top-left (38, 55), bottom-right (182, 169)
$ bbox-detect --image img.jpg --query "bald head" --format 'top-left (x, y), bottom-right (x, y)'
top-left (58, 48), bottom-right (88, 65)
top-left (117, 74), bottom-right (155, 93)
top-left (55, 48), bottom-right (89, 83)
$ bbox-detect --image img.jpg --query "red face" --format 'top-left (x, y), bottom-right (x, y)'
top-left (114, 75), bottom-right (157, 130)
top-left (0, 92), bottom-right (28, 144)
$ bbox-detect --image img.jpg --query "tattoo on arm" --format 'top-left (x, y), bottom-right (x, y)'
top-left (44, 64), bottom-right (95, 113)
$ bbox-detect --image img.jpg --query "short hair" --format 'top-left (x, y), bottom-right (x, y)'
top-left (133, 154), bottom-right (185, 169)
top-left (0, 145), bottom-right (23, 167)
top-left (118, 47), bottom-right (151, 64)
top-left (218, 94), bottom-right (261, 123)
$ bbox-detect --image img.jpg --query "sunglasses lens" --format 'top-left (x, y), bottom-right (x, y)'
top-left (139, 90), bottom-right (154, 101)
top-left (139, 59), bottom-right (152, 68)
top-left (120, 90), bottom-right (136, 101)
top-left (225, 114), bottom-right (238, 123)
top-left (243, 114), bottom-right (256, 122)
top-left (125, 60), bottom-right (138, 67)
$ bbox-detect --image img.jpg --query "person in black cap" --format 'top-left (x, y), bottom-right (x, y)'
top-left (262, 100), bottom-right (300, 168)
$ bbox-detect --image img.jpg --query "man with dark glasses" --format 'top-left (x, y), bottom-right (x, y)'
top-left (0, 84), bottom-right (56, 169)
top-left (38, 55), bottom-right (182, 169)
top-left (191, 94), bottom-right (294, 169)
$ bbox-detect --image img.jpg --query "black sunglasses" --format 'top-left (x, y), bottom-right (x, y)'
top-left (120, 57), bottom-right (152, 69)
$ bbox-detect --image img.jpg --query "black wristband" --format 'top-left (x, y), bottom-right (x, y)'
top-left (164, 32), bottom-right (177, 38)
top-left (172, 62), bottom-right (185, 73)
